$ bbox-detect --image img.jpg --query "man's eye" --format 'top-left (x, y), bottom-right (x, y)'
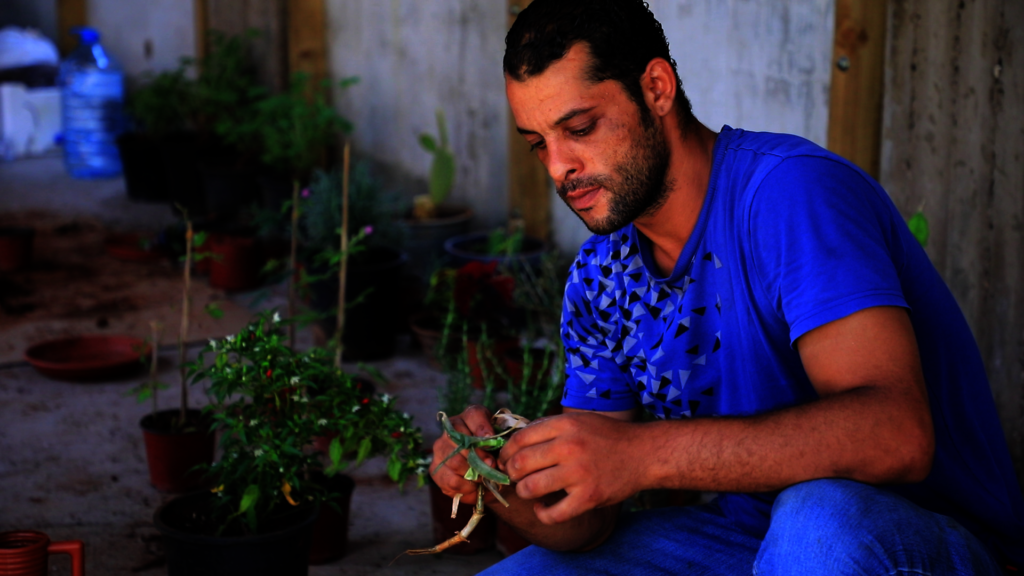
top-left (569, 123), bottom-right (595, 137)
top-left (529, 141), bottom-right (546, 152)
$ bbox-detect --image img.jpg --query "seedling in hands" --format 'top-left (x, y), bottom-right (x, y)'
top-left (405, 408), bottom-right (530, 556)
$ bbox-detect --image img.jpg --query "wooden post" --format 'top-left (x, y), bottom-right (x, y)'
top-left (826, 0), bottom-right (889, 179)
top-left (56, 0), bottom-right (88, 56)
top-left (194, 0), bottom-right (208, 61)
top-left (507, 0), bottom-right (552, 242)
top-left (287, 0), bottom-right (329, 88)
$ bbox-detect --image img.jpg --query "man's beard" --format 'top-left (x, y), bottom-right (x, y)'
top-left (557, 110), bottom-right (672, 236)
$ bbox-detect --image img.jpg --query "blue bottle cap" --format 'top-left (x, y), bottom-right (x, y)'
top-left (69, 26), bottom-right (100, 44)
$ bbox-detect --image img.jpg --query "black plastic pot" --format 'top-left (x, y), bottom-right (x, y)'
top-left (201, 165), bottom-right (256, 217)
top-left (443, 231), bottom-right (546, 271)
top-left (159, 132), bottom-right (207, 215)
top-left (309, 246), bottom-right (408, 361)
top-left (154, 492), bottom-right (318, 576)
top-left (400, 204), bottom-right (472, 282)
top-left (117, 133), bottom-right (170, 202)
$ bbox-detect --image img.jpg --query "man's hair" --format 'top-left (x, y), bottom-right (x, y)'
top-left (503, 0), bottom-right (696, 131)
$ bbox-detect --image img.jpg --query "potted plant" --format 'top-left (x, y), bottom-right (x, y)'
top-left (300, 163), bottom-right (408, 360)
top-left (153, 311), bottom-right (424, 575)
top-left (137, 216), bottom-right (216, 492)
top-left (443, 224), bottom-right (546, 271)
top-left (403, 108), bottom-right (473, 282)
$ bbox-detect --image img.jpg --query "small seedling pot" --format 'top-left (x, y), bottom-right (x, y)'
top-left (307, 473), bottom-right (355, 565)
top-left (0, 227), bottom-right (34, 272)
top-left (140, 409), bottom-right (215, 493)
top-left (209, 235), bottom-right (262, 292)
top-left (0, 530), bottom-right (84, 576)
top-left (154, 492), bottom-right (318, 576)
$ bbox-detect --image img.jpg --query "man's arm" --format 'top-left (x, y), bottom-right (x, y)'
top-left (499, 306), bottom-right (935, 525)
top-left (430, 405), bottom-right (634, 551)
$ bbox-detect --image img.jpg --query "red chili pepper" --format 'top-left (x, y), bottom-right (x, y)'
top-left (250, 333), bottom-right (255, 340)
top-left (360, 397), bottom-right (369, 404)
top-left (390, 431), bottom-right (402, 438)
top-left (266, 369), bottom-right (272, 378)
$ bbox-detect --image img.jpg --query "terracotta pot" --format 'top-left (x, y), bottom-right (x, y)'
top-left (0, 530), bottom-right (83, 576)
top-left (209, 235), bottom-right (261, 292)
top-left (495, 518), bottom-right (531, 557)
top-left (154, 492), bottom-right (317, 576)
top-left (0, 227), bottom-right (34, 272)
top-left (140, 409), bottom-right (215, 493)
top-left (427, 477), bottom-right (495, 555)
top-left (308, 473), bottom-right (355, 565)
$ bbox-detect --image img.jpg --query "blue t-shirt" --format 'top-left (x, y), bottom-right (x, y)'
top-left (560, 126), bottom-right (1024, 565)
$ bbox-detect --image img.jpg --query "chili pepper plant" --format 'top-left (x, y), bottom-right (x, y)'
top-left (188, 311), bottom-right (425, 535)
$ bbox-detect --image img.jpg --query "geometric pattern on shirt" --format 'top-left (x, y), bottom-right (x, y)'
top-left (562, 230), bottom-right (726, 420)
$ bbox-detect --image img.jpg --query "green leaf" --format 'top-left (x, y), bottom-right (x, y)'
top-left (205, 302), bottom-right (224, 319)
top-left (418, 134), bottom-right (437, 152)
top-left (428, 150), bottom-right (455, 205)
top-left (467, 450), bottom-right (510, 485)
top-left (193, 231), bottom-right (208, 247)
top-left (239, 484), bottom-right (260, 514)
top-left (356, 437), bottom-right (372, 465)
top-left (387, 455), bottom-right (403, 482)
top-left (908, 211), bottom-right (929, 248)
top-left (463, 467), bottom-right (479, 481)
top-left (329, 436), bottom-right (343, 467)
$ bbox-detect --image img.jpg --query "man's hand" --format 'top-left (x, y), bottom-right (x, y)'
top-left (498, 409), bottom-right (638, 525)
top-left (430, 405), bottom-right (498, 504)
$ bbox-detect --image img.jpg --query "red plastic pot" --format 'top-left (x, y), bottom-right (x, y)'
top-left (209, 235), bottom-right (261, 292)
top-left (495, 518), bottom-right (531, 557)
top-left (0, 227), bottom-right (34, 272)
top-left (0, 530), bottom-right (83, 576)
top-left (140, 409), bottom-right (215, 493)
top-left (426, 477), bottom-right (495, 555)
top-left (25, 335), bottom-right (149, 382)
top-left (308, 473), bottom-right (355, 565)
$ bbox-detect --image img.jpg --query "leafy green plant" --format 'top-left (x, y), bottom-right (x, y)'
top-left (126, 63), bottom-right (196, 135)
top-left (194, 29), bottom-right (264, 146)
top-left (128, 321), bottom-right (170, 416)
top-left (413, 108), bottom-right (456, 220)
top-left (190, 311), bottom-right (424, 535)
top-left (302, 165), bottom-right (405, 254)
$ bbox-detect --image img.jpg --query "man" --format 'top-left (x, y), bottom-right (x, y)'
top-left (430, 1), bottom-right (1024, 573)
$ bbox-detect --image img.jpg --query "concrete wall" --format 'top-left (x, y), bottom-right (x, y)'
top-left (0, 0), bottom-right (58, 43)
top-left (87, 0), bottom-right (196, 80)
top-left (326, 0), bottom-right (835, 251)
top-left (326, 1), bottom-right (509, 229)
top-left (881, 0), bottom-right (1024, 487)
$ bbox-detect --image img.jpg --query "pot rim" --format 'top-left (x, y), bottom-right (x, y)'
top-left (24, 335), bottom-right (149, 371)
top-left (139, 408), bottom-right (211, 435)
top-left (403, 205), bottom-right (473, 227)
top-left (443, 231), bottom-right (546, 261)
top-left (153, 491), bottom-right (320, 546)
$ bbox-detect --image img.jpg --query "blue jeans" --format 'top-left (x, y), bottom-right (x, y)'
top-left (480, 479), bottom-right (1003, 575)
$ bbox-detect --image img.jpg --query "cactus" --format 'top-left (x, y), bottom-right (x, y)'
top-left (415, 108), bottom-right (456, 219)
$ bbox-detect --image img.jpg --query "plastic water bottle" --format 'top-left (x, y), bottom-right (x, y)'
top-left (57, 27), bottom-right (124, 178)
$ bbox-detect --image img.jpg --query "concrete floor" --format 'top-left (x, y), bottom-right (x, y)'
top-left (0, 156), bottom-right (506, 575)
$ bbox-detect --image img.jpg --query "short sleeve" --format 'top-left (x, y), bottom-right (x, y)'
top-left (748, 156), bottom-right (909, 345)
top-left (560, 251), bottom-right (638, 412)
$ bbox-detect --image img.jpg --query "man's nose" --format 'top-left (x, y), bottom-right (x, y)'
top-left (544, 141), bottom-right (580, 185)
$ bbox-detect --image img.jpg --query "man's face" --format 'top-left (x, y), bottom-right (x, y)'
top-left (506, 43), bottom-right (671, 235)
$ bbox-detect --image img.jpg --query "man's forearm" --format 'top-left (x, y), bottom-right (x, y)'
top-left (485, 484), bottom-right (619, 551)
top-left (643, 384), bottom-right (934, 493)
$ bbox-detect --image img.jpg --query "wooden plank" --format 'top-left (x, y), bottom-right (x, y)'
top-left (507, 0), bottom-right (552, 242)
top-left (194, 0), bottom-right (209, 60)
top-left (881, 0), bottom-right (1024, 489)
top-left (827, 0), bottom-right (888, 179)
top-left (56, 0), bottom-right (88, 56)
top-left (287, 0), bottom-right (328, 89)
top-left (206, 0), bottom-right (288, 92)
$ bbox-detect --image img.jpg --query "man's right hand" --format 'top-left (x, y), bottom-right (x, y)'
top-left (430, 404), bottom-right (499, 504)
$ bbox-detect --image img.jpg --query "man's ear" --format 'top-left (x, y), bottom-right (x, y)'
top-left (641, 58), bottom-right (677, 118)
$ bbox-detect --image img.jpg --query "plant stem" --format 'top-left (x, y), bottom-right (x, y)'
top-left (288, 179), bottom-right (299, 349)
top-left (149, 320), bottom-right (160, 417)
top-left (179, 221), bottom-right (193, 425)
top-left (335, 142), bottom-right (351, 369)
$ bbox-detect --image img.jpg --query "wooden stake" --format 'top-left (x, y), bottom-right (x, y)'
top-left (179, 221), bottom-right (193, 425)
top-left (288, 179), bottom-right (299, 349)
top-left (335, 142), bottom-right (351, 369)
top-left (149, 320), bottom-right (160, 416)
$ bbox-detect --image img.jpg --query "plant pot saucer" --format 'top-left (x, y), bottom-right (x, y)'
top-left (24, 335), bottom-right (150, 382)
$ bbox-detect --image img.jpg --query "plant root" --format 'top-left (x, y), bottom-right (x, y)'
top-left (404, 485), bottom-right (487, 556)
